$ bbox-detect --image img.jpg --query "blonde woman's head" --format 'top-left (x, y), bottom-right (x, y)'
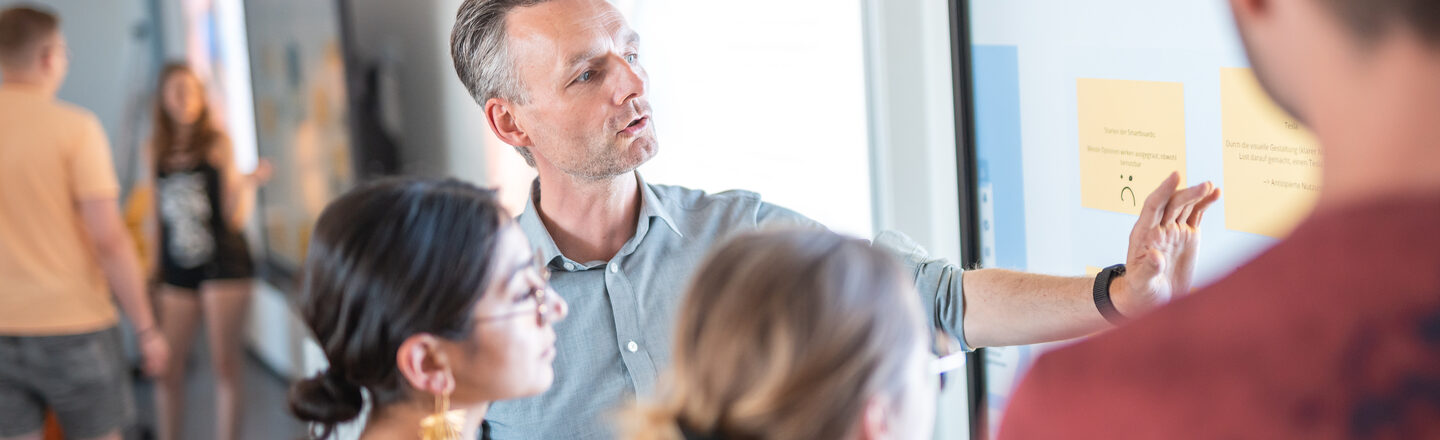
top-left (626, 229), bottom-right (936, 440)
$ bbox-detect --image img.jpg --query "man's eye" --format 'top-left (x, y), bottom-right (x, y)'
top-left (578, 71), bottom-right (595, 82)
top-left (624, 53), bottom-right (638, 64)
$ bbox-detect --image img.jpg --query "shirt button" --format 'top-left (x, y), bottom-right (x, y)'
top-left (609, 262), bottom-right (620, 273)
top-left (627, 340), bottom-right (639, 352)
top-left (564, 262), bottom-right (577, 271)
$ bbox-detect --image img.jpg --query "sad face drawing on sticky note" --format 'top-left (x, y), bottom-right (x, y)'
top-left (1120, 174), bottom-right (1136, 206)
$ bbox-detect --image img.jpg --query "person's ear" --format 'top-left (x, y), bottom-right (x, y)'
top-left (395, 334), bottom-right (455, 396)
top-left (485, 97), bottom-right (532, 148)
top-left (36, 44), bottom-right (58, 73)
top-left (1229, 0), bottom-right (1270, 24)
top-left (858, 393), bottom-right (894, 440)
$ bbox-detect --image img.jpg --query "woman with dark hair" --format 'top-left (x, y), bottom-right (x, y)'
top-left (146, 62), bottom-right (271, 440)
top-left (623, 229), bottom-right (956, 440)
top-left (290, 178), bottom-right (568, 440)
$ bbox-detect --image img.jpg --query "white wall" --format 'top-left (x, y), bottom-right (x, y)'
top-left (862, 0), bottom-right (964, 265)
top-left (613, 0), bottom-right (875, 238)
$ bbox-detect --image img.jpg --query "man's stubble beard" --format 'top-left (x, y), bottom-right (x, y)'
top-left (558, 129), bottom-right (658, 182)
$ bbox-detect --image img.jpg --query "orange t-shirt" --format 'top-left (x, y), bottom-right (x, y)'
top-left (0, 83), bottom-right (121, 335)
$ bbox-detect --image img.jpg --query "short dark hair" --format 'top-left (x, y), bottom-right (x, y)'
top-left (1317, 0), bottom-right (1440, 45)
top-left (288, 178), bottom-right (505, 439)
top-left (450, 0), bottom-right (553, 168)
top-left (0, 5), bottom-right (59, 69)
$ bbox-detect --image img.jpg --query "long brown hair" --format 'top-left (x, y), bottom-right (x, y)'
top-left (623, 229), bottom-right (926, 440)
top-left (150, 62), bottom-right (222, 173)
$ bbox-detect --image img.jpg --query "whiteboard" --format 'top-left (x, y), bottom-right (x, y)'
top-left (961, 0), bottom-right (1324, 435)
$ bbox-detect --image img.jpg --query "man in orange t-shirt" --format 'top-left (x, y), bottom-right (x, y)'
top-left (999, 0), bottom-right (1440, 438)
top-left (0, 6), bottom-right (168, 440)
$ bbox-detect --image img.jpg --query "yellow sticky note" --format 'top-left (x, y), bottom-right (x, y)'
top-left (1085, 266), bottom-right (1104, 277)
top-left (1078, 79), bottom-right (1187, 215)
top-left (1220, 68), bottom-right (1322, 238)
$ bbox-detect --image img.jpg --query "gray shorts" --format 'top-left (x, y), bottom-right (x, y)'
top-left (0, 326), bottom-right (135, 438)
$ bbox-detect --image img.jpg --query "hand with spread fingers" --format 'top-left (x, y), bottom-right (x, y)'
top-left (1112, 172), bottom-right (1221, 317)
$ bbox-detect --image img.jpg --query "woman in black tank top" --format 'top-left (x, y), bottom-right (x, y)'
top-left (147, 62), bottom-right (270, 440)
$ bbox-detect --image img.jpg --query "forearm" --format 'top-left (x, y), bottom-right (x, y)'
top-left (226, 181), bottom-right (257, 231)
top-left (961, 268), bottom-right (1111, 348)
top-left (212, 140), bottom-right (260, 231)
top-left (99, 236), bottom-right (158, 332)
top-left (874, 230), bottom-right (1126, 350)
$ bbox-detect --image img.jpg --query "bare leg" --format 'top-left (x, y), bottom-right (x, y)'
top-left (200, 279), bottom-right (253, 440)
top-left (154, 285), bottom-right (201, 440)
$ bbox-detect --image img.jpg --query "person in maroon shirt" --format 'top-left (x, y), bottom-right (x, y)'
top-left (999, 0), bottom-right (1440, 439)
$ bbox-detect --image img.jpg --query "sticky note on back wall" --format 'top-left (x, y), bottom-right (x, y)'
top-left (1078, 78), bottom-right (1187, 216)
top-left (1220, 68), bottom-right (1322, 238)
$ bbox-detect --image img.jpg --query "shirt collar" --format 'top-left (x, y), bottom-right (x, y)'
top-left (515, 172), bottom-right (684, 267)
top-left (635, 173), bottom-right (684, 239)
top-left (516, 179), bottom-right (565, 267)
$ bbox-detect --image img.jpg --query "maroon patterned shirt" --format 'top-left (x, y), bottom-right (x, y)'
top-left (1001, 195), bottom-right (1440, 440)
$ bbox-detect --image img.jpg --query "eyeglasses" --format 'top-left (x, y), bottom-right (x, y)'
top-left (477, 251), bottom-right (558, 327)
top-left (930, 329), bottom-right (966, 392)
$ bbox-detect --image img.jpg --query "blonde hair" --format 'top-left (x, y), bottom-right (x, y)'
top-left (623, 229), bottom-right (926, 440)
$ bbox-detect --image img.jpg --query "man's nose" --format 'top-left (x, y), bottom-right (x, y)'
top-left (611, 57), bottom-right (646, 106)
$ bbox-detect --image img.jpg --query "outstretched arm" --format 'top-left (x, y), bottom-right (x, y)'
top-left (893, 172), bottom-right (1220, 349)
top-left (965, 173), bottom-right (1218, 348)
top-left (211, 138), bottom-right (272, 231)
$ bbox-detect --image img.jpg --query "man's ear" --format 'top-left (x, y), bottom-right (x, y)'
top-left (36, 43), bottom-right (59, 73)
top-left (486, 97), bottom-right (531, 148)
top-left (858, 393), bottom-right (893, 440)
top-left (395, 334), bottom-right (455, 396)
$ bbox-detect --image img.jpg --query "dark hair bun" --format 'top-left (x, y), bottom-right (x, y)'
top-left (293, 178), bottom-right (503, 436)
top-left (289, 368), bottom-right (363, 438)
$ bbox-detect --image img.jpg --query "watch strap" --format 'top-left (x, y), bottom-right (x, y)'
top-left (1093, 263), bottom-right (1128, 325)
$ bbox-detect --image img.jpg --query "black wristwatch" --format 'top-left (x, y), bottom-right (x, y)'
top-left (1093, 264), bottom-right (1128, 325)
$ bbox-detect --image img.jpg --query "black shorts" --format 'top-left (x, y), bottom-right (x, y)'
top-left (161, 232), bottom-right (255, 291)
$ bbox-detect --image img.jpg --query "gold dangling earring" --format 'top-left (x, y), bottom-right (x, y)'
top-left (419, 392), bottom-right (463, 440)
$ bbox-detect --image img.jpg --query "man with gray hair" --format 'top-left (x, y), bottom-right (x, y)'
top-left (449, 0), bottom-right (1219, 438)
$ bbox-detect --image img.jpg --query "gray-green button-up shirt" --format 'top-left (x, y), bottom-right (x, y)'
top-left (485, 174), bottom-right (967, 439)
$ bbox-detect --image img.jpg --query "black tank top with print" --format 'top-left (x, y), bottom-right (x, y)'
top-left (156, 161), bottom-right (253, 288)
